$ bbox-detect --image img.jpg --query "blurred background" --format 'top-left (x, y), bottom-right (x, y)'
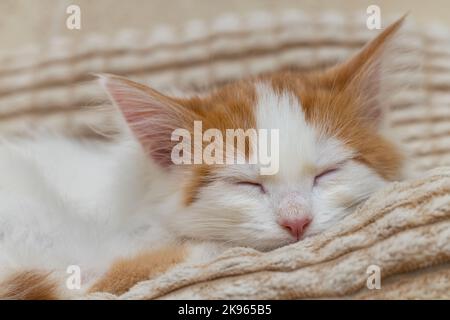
top-left (0, 0), bottom-right (449, 174)
top-left (1, 0), bottom-right (450, 52)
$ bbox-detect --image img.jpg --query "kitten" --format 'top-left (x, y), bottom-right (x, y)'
top-left (0, 18), bottom-right (405, 298)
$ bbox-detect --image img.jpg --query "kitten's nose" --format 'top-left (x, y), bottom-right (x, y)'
top-left (279, 217), bottom-right (312, 240)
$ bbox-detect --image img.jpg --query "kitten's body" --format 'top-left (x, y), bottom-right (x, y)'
top-left (0, 18), bottom-right (407, 298)
top-left (0, 135), bottom-right (224, 296)
top-left (0, 136), bottom-right (169, 273)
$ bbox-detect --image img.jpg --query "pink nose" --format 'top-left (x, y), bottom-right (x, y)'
top-left (279, 217), bottom-right (312, 240)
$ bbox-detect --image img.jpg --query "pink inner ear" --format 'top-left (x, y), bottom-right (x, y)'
top-left (99, 75), bottom-right (184, 168)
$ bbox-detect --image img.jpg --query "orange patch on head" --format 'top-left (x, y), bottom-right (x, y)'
top-left (267, 18), bottom-right (406, 180)
top-left (294, 74), bottom-right (403, 180)
top-left (180, 81), bottom-right (258, 205)
top-left (183, 165), bottom-right (212, 205)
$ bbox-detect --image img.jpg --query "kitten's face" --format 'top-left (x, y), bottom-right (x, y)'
top-left (167, 79), bottom-right (400, 250)
top-left (102, 18), bottom-right (404, 251)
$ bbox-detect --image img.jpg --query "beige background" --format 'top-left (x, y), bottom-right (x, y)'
top-left (1, 0), bottom-right (450, 53)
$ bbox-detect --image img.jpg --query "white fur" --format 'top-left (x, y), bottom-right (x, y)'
top-left (0, 135), bottom-right (183, 289)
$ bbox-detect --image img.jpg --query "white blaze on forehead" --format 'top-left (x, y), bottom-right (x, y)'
top-left (254, 82), bottom-right (353, 181)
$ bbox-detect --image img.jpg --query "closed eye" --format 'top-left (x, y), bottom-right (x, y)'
top-left (314, 168), bottom-right (339, 185)
top-left (236, 181), bottom-right (266, 193)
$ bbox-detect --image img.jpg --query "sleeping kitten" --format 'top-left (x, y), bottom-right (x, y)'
top-left (0, 18), bottom-right (405, 298)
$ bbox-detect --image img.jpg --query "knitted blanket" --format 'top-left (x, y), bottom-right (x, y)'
top-left (1, 11), bottom-right (449, 299)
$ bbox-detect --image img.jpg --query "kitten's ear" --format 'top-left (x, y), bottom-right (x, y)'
top-left (322, 16), bottom-right (407, 128)
top-left (98, 74), bottom-right (194, 168)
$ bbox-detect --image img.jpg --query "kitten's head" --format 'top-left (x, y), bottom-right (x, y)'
top-left (101, 18), bottom-right (405, 250)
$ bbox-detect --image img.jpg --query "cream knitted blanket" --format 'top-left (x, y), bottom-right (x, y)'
top-left (0, 11), bottom-right (449, 299)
